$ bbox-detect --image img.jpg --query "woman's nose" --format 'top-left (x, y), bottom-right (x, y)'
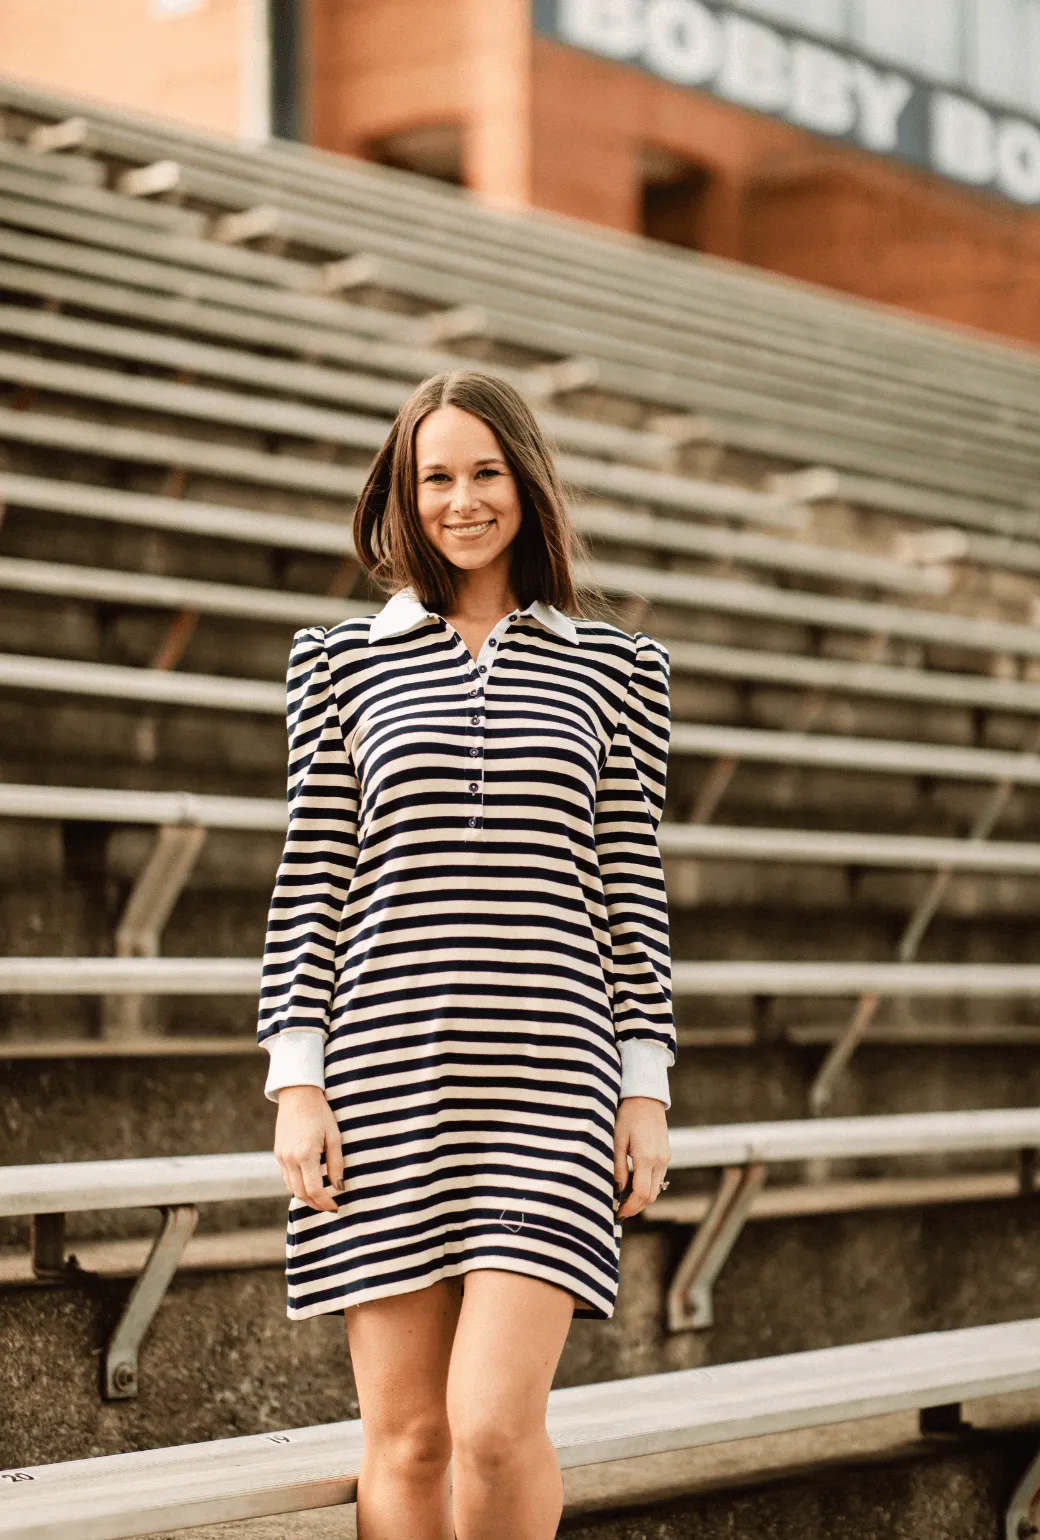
top-left (451, 479), bottom-right (475, 514)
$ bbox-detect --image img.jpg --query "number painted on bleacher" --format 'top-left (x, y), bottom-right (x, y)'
top-left (0, 1471), bottom-right (34, 1482)
top-left (266, 1434), bottom-right (291, 1445)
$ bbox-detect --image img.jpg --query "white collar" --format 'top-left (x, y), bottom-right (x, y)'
top-left (368, 586), bottom-right (579, 645)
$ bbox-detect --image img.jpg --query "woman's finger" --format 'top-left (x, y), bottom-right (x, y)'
top-left (297, 1151), bottom-right (335, 1212)
top-left (613, 1131), bottom-right (630, 1195)
top-left (645, 1161), bottom-right (669, 1205)
top-left (617, 1155), bottom-right (654, 1218)
top-left (324, 1120), bottom-right (346, 1193)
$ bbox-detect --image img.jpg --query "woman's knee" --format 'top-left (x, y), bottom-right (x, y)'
top-left (449, 1406), bottom-right (541, 1482)
top-left (364, 1411), bottom-right (453, 1481)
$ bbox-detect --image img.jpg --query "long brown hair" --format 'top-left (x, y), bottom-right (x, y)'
top-left (352, 370), bottom-right (599, 618)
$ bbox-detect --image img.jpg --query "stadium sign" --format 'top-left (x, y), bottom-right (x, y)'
top-left (534, 0), bottom-right (1040, 208)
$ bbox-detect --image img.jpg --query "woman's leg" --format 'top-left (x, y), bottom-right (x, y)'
top-left (446, 1270), bottom-right (575, 1540)
top-left (345, 1279), bottom-right (463, 1540)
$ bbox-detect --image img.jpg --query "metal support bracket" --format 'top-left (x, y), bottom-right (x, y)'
top-left (30, 1213), bottom-right (85, 1281)
top-left (102, 822), bottom-right (206, 1039)
top-left (1006, 1443), bottom-right (1040, 1539)
top-left (666, 1163), bottom-right (767, 1332)
top-left (103, 1204), bottom-right (198, 1401)
top-left (919, 1402), bottom-right (971, 1435)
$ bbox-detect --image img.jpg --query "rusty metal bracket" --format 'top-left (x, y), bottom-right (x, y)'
top-left (103, 1204), bottom-right (199, 1400)
top-left (666, 1163), bottom-right (767, 1332)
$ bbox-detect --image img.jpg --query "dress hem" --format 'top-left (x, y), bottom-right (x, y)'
top-left (286, 1253), bottom-right (613, 1322)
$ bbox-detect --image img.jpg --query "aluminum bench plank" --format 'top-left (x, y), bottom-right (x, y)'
top-left (0, 208), bottom-right (419, 345)
top-left (6, 84), bottom-right (1040, 404)
top-left (6, 783), bottom-right (1040, 873)
top-left (0, 160), bottom-right (205, 236)
top-left (3, 465), bottom-right (1039, 663)
top-left (0, 557), bottom-right (356, 627)
top-left (0, 349), bottom-right (391, 453)
top-left (5, 641), bottom-right (1040, 724)
top-left (2, 1321), bottom-right (1039, 1538)
top-left (0, 541), bottom-right (954, 636)
top-left (0, 958), bottom-right (1038, 997)
top-left (665, 637), bottom-right (1040, 715)
top-left (597, 557), bottom-right (1040, 660)
top-left (670, 961), bottom-right (1040, 995)
top-left (5, 244), bottom-right (1037, 542)
top-left (4, 192), bottom-right (1035, 511)
top-left (0, 655), bottom-right (285, 714)
top-left (4, 1110), bottom-right (1038, 1216)
top-left (0, 138), bottom-right (104, 186)
top-left (0, 784), bottom-right (286, 831)
top-left (0, 348), bottom-right (812, 525)
top-left (0, 1152), bottom-right (282, 1217)
top-left (669, 722), bottom-right (1040, 785)
top-left (0, 469), bottom-right (358, 554)
top-left (0, 958), bottom-right (261, 994)
top-left (0, 405), bottom-right (369, 499)
top-left (659, 823), bottom-right (1040, 874)
top-left (0, 301), bottom-right (678, 472)
top-left (666, 1108), bottom-right (1040, 1169)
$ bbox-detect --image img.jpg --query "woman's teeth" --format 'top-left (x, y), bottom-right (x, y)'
top-left (447, 521), bottom-right (494, 536)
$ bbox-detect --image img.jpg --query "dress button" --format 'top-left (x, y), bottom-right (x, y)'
top-left (469, 747), bottom-right (480, 757)
top-left (488, 638), bottom-right (496, 647)
top-left (470, 688), bottom-right (479, 697)
top-left (471, 715), bottom-right (481, 725)
top-left (468, 782), bottom-right (479, 792)
top-left (478, 665), bottom-right (486, 674)
top-left (467, 816), bottom-right (477, 827)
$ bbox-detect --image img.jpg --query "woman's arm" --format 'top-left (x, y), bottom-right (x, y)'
top-left (593, 632), bottom-right (676, 1218)
top-left (258, 627), bottom-right (360, 1214)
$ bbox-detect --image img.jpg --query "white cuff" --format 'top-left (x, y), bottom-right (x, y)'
top-left (262, 1029), bottom-right (326, 1103)
top-left (619, 1039), bottom-right (672, 1107)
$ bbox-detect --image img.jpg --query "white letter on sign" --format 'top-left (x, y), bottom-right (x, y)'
top-left (789, 41), bottom-right (854, 137)
top-left (718, 15), bottom-right (788, 113)
top-left (558, 0), bottom-right (644, 58)
top-left (851, 61), bottom-right (913, 153)
top-left (644, 0), bottom-right (721, 85)
top-left (932, 92), bottom-right (996, 185)
top-left (996, 119), bottom-right (1040, 204)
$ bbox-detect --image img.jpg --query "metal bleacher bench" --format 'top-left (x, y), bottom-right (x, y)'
top-left (2, 1324), bottom-right (1040, 1540)
top-left (7, 237), bottom-right (1040, 556)
top-left (3, 1322), bottom-right (1040, 1538)
top-left (3, 1110), bottom-right (1039, 1404)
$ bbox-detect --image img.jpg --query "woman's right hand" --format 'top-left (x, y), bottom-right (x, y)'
top-left (274, 1085), bottom-right (345, 1213)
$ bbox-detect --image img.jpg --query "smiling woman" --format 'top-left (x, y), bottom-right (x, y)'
top-left (256, 370), bottom-right (675, 1540)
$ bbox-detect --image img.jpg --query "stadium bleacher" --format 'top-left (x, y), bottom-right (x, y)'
top-left (2, 72), bottom-right (1040, 1537)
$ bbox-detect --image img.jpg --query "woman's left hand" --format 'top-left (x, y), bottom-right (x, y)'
top-left (614, 1096), bottom-right (671, 1219)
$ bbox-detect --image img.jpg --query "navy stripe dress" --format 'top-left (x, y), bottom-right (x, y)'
top-left (258, 587), bottom-right (675, 1320)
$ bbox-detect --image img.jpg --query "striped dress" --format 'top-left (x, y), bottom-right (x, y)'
top-left (257, 586), bottom-right (675, 1321)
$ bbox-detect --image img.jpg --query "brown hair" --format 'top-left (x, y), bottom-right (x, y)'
top-left (352, 370), bottom-right (600, 618)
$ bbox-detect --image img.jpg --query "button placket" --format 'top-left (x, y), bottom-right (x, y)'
top-left (463, 613), bottom-right (517, 842)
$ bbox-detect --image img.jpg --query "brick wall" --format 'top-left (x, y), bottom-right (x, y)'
top-left (0, 0), bottom-right (245, 136)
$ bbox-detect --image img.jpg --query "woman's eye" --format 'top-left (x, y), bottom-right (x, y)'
top-left (476, 468), bottom-right (501, 480)
top-left (424, 473), bottom-right (450, 484)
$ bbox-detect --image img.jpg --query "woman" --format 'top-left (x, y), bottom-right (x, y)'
top-left (257, 370), bottom-right (675, 1540)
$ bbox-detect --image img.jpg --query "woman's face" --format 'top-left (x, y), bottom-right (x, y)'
top-left (414, 406), bottom-right (523, 575)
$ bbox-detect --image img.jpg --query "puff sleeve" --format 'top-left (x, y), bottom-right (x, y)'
top-left (257, 627), bottom-right (360, 1102)
top-left (593, 632), bottom-right (675, 1105)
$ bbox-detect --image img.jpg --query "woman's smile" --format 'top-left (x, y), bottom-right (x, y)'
top-left (445, 519), bottom-right (496, 538)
